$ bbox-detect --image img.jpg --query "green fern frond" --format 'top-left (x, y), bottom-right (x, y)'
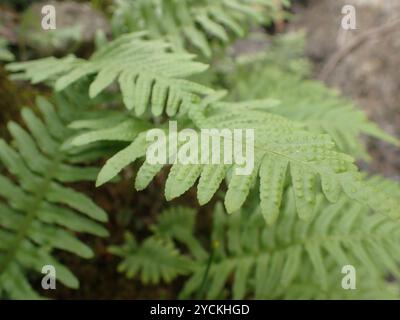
top-left (0, 96), bottom-right (108, 299)
top-left (91, 101), bottom-right (398, 223)
top-left (112, 0), bottom-right (289, 56)
top-left (109, 233), bottom-right (192, 284)
top-left (182, 179), bottom-right (400, 299)
top-left (109, 207), bottom-right (203, 285)
top-left (7, 33), bottom-right (213, 116)
top-left (150, 207), bottom-right (208, 260)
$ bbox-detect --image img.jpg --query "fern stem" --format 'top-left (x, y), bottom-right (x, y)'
top-left (196, 241), bottom-right (216, 299)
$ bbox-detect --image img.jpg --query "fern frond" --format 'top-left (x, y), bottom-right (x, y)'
top-left (150, 207), bottom-right (208, 260)
top-left (7, 33), bottom-right (213, 116)
top-left (111, 0), bottom-right (289, 56)
top-left (109, 233), bottom-right (192, 284)
top-left (187, 180), bottom-right (400, 299)
top-left (93, 101), bottom-right (399, 222)
top-left (109, 207), bottom-right (204, 285)
top-left (0, 96), bottom-right (108, 299)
